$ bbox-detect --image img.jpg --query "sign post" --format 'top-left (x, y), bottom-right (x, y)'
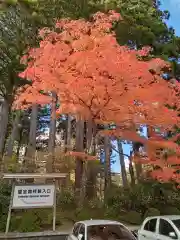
top-left (3, 173), bottom-right (67, 234)
top-left (5, 182), bottom-right (15, 234)
top-left (53, 179), bottom-right (56, 231)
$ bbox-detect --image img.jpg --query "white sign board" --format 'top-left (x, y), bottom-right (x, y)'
top-left (12, 184), bottom-right (55, 209)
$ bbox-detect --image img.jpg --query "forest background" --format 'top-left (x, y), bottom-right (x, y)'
top-left (0, 0), bottom-right (180, 233)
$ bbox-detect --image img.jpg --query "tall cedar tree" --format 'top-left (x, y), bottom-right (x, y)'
top-left (3, 0), bottom-right (180, 60)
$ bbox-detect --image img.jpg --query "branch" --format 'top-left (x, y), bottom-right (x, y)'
top-left (93, 87), bottom-right (111, 119)
top-left (110, 143), bottom-right (130, 159)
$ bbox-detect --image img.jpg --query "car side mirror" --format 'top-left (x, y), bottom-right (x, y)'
top-left (78, 233), bottom-right (83, 240)
top-left (169, 232), bottom-right (177, 239)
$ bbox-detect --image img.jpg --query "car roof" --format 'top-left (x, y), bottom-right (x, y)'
top-left (146, 215), bottom-right (180, 221)
top-left (76, 219), bottom-right (124, 227)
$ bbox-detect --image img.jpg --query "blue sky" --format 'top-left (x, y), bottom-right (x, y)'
top-left (111, 1), bottom-right (179, 173)
top-left (111, 127), bottom-right (148, 173)
top-left (161, 0), bottom-right (180, 36)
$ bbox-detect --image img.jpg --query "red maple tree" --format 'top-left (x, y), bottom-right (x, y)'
top-left (15, 10), bottom-right (180, 183)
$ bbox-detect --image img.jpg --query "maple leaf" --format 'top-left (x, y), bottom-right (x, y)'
top-left (167, 156), bottom-right (180, 165)
top-left (147, 139), bottom-right (179, 152)
top-left (151, 167), bottom-right (176, 182)
top-left (99, 129), bottom-right (147, 144)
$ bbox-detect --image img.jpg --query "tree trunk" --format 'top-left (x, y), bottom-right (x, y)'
top-left (64, 114), bottom-right (72, 185)
top-left (134, 160), bottom-right (142, 182)
top-left (86, 119), bottom-right (93, 152)
top-left (86, 119), bottom-right (96, 199)
top-left (129, 150), bottom-right (135, 187)
top-left (6, 112), bottom-right (21, 157)
top-left (25, 104), bottom-right (38, 172)
top-left (0, 100), bottom-right (9, 156)
top-left (134, 143), bottom-right (143, 182)
top-left (16, 126), bottom-right (23, 159)
top-left (117, 140), bottom-right (128, 188)
top-left (104, 135), bottom-right (111, 194)
top-left (47, 92), bottom-right (57, 173)
top-left (65, 114), bottom-right (72, 152)
top-left (101, 0), bottom-right (108, 11)
top-left (75, 118), bottom-right (84, 195)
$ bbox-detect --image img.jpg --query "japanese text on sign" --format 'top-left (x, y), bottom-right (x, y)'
top-left (12, 184), bottom-right (55, 208)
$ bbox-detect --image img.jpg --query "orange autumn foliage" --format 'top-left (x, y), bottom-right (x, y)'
top-left (15, 11), bottom-right (180, 126)
top-left (99, 129), bottom-right (147, 144)
top-left (14, 10), bottom-right (180, 181)
top-left (14, 85), bottom-right (51, 109)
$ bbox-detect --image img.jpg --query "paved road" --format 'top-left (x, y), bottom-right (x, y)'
top-left (0, 232), bottom-right (68, 240)
top-left (0, 224), bottom-right (139, 239)
top-left (11, 237), bottom-right (67, 240)
top-left (4, 237), bottom-right (67, 240)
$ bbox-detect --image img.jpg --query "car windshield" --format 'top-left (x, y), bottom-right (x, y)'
top-left (172, 219), bottom-right (180, 230)
top-left (87, 224), bottom-right (135, 240)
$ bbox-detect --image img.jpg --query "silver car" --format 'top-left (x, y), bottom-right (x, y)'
top-left (67, 219), bottom-right (137, 240)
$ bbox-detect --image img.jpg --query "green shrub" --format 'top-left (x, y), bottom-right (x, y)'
top-left (11, 210), bottom-right (41, 232)
top-left (120, 211), bottom-right (142, 225)
top-left (75, 208), bottom-right (92, 221)
top-left (143, 208), bottom-right (160, 219)
top-left (88, 198), bottom-right (104, 210)
top-left (46, 211), bottom-right (62, 226)
top-left (0, 181), bottom-right (11, 231)
top-left (104, 181), bottom-right (180, 218)
top-left (10, 215), bottom-right (23, 231)
top-left (160, 206), bottom-right (180, 215)
top-left (104, 207), bottom-right (115, 219)
top-left (34, 209), bottom-right (52, 226)
top-left (0, 215), bottom-right (8, 232)
top-left (57, 189), bottom-right (75, 209)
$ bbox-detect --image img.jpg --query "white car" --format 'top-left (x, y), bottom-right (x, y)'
top-left (67, 219), bottom-right (137, 240)
top-left (138, 215), bottom-right (180, 240)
